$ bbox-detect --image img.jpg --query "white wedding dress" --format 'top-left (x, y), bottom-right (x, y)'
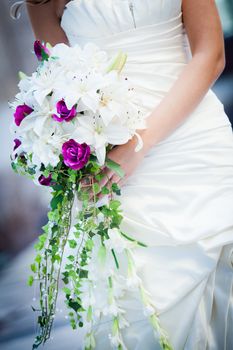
top-left (1, 0), bottom-right (233, 349)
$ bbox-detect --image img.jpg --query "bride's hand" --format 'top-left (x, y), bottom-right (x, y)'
top-left (98, 139), bottom-right (146, 200)
top-left (83, 136), bottom-right (148, 201)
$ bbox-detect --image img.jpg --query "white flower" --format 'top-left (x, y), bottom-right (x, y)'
top-left (98, 78), bottom-right (131, 126)
top-left (126, 271), bottom-right (142, 288)
top-left (84, 331), bottom-right (96, 349)
top-left (71, 114), bottom-right (131, 165)
top-left (143, 304), bottom-right (155, 317)
top-left (105, 228), bottom-right (128, 254)
top-left (54, 70), bottom-right (105, 112)
top-left (31, 61), bottom-right (63, 106)
top-left (51, 42), bottom-right (109, 73)
top-left (77, 42), bottom-right (109, 72)
top-left (118, 314), bottom-right (130, 329)
top-left (31, 134), bottom-right (61, 167)
top-left (126, 250), bottom-right (143, 288)
top-left (85, 236), bottom-right (115, 280)
top-left (79, 279), bottom-right (96, 309)
top-left (108, 323), bottom-right (127, 349)
top-left (109, 303), bottom-right (125, 317)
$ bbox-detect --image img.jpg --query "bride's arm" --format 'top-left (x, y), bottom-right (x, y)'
top-left (100, 0), bottom-right (225, 191)
top-left (137, 0), bottom-right (225, 152)
top-left (26, 0), bottom-right (69, 45)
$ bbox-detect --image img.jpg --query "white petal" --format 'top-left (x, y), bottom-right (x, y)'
top-left (95, 146), bottom-right (106, 165)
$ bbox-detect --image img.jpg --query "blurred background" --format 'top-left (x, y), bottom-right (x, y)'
top-left (0, 0), bottom-right (232, 348)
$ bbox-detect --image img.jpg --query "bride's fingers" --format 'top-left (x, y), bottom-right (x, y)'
top-left (117, 176), bottom-right (127, 188)
top-left (96, 173), bottom-right (121, 200)
top-left (99, 167), bottom-right (113, 187)
top-left (88, 168), bottom-right (114, 200)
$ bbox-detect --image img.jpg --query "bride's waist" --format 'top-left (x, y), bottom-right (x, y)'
top-left (67, 13), bottom-right (191, 65)
top-left (69, 34), bottom-right (190, 64)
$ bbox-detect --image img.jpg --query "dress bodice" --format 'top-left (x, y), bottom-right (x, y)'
top-left (60, 0), bottom-right (195, 119)
top-left (61, 0), bottom-right (185, 46)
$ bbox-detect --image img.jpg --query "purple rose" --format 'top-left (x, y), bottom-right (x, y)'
top-left (34, 40), bottom-right (50, 61)
top-left (38, 174), bottom-right (53, 186)
top-left (52, 100), bottom-right (77, 122)
top-left (13, 138), bottom-right (21, 151)
top-left (14, 104), bottom-right (33, 126)
top-left (62, 139), bottom-right (91, 170)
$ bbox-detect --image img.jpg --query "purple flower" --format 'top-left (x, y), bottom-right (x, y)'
top-left (13, 138), bottom-right (21, 151)
top-left (38, 174), bottom-right (52, 186)
top-left (34, 40), bottom-right (50, 61)
top-left (14, 104), bottom-right (33, 126)
top-left (52, 100), bottom-right (77, 122)
top-left (62, 139), bottom-right (91, 170)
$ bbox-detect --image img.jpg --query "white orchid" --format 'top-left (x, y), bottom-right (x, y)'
top-left (105, 228), bottom-right (129, 253)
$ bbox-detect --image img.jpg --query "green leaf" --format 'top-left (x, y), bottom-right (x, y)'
top-left (67, 255), bottom-right (75, 262)
top-left (68, 299), bottom-right (81, 312)
top-left (35, 254), bottom-right (41, 264)
top-left (85, 239), bottom-right (94, 251)
top-left (87, 305), bottom-right (92, 322)
top-left (51, 172), bottom-right (58, 181)
top-left (62, 287), bottom-right (71, 295)
top-left (90, 163), bottom-right (100, 173)
top-left (27, 275), bottom-right (34, 286)
top-left (65, 264), bottom-right (74, 270)
top-left (105, 158), bottom-right (125, 178)
top-left (50, 193), bottom-right (63, 210)
top-left (30, 263), bottom-right (37, 273)
top-left (95, 173), bottom-right (105, 182)
top-left (76, 268), bottom-right (88, 278)
top-left (42, 223), bottom-right (49, 234)
top-left (68, 239), bottom-right (77, 249)
top-left (70, 318), bottom-right (77, 329)
top-left (52, 254), bottom-right (61, 262)
top-left (109, 200), bottom-right (121, 210)
top-left (101, 186), bottom-right (109, 195)
top-left (92, 182), bottom-right (100, 194)
top-left (111, 183), bottom-right (121, 195)
top-left (68, 169), bottom-right (77, 183)
top-left (62, 271), bottom-right (69, 284)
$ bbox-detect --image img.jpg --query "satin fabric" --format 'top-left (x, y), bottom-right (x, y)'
top-left (59, 0), bottom-right (233, 349)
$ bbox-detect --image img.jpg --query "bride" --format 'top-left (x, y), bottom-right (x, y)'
top-left (1, 0), bottom-right (233, 349)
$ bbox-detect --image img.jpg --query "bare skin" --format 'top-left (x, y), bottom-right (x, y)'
top-left (27, 0), bottom-right (226, 200)
top-left (26, 0), bottom-right (69, 45)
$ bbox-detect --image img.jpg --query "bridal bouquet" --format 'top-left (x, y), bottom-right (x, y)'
top-left (10, 40), bottom-right (172, 350)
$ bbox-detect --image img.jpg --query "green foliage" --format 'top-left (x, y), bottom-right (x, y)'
top-left (26, 155), bottom-right (171, 350)
top-left (105, 158), bottom-right (125, 178)
top-left (27, 275), bottom-right (34, 286)
top-left (68, 239), bottom-right (77, 249)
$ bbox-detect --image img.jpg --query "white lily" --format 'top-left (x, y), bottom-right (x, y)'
top-left (71, 114), bottom-right (131, 165)
top-left (98, 79), bottom-right (131, 126)
top-left (31, 61), bottom-right (63, 106)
